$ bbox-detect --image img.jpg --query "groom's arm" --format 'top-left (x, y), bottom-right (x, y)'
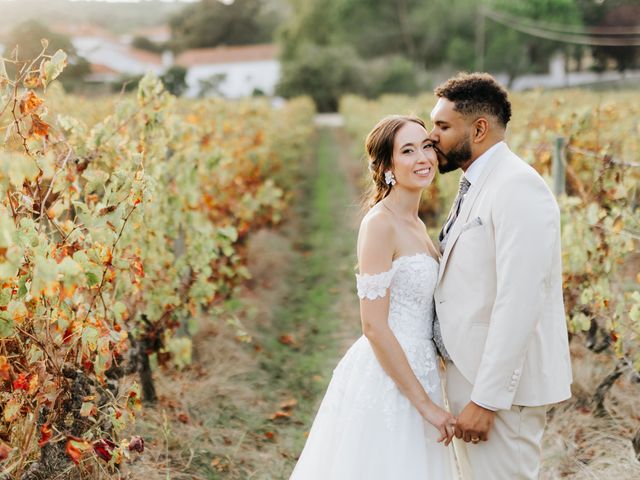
top-left (470, 169), bottom-right (559, 411)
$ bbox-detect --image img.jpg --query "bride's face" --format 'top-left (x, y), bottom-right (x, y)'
top-left (391, 122), bottom-right (437, 190)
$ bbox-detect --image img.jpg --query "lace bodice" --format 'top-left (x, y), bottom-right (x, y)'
top-left (356, 253), bottom-right (438, 342)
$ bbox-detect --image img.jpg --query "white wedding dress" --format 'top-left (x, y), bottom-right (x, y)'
top-left (290, 253), bottom-right (455, 479)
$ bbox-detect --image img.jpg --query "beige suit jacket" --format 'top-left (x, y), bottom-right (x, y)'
top-left (435, 143), bottom-right (572, 410)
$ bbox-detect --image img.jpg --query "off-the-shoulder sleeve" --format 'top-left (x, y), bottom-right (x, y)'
top-left (355, 266), bottom-right (397, 300)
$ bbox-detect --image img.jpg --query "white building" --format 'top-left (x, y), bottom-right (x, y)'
top-left (51, 24), bottom-right (164, 82)
top-left (48, 24), bottom-right (281, 97)
top-left (175, 44), bottom-right (280, 98)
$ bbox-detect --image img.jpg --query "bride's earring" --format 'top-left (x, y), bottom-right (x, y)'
top-left (384, 170), bottom-right (396, 186)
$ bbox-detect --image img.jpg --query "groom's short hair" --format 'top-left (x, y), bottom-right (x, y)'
top-left (435, 73), bottom-right (511, 127)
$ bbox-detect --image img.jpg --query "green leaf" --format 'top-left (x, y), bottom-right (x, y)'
top-left (82, 325), bottom-right (99, 352)
top-left (85, 271), bottom-right (100, 287)
top-left (0, 314), bottom-right (14, 337)
top-left (43, 50), bottom-right (67, 87)
top-left (17, 277), bottom-right (27, 299)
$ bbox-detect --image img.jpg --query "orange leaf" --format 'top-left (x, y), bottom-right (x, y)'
top-left (20, 91), bottom-right (44, 116)
top-left (280, 398), bottom-right (297, 411)
top-left (0, 356), bottom-right (9, 381)
top-left (65, 437), bottom-right (91, 464)
top-left (268, 410), bottom-right (291, 421)
top-left (278, 334), bottom-right (295, 346)
top-left (30, 114), bottom-right (49, 137)
top-left (38, 424), bottom-right (52, 447)
top-left (0, 442), bottom-right (10, 461)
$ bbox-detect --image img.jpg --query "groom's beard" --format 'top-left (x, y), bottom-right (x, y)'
top-left (435, 136), bottom-right (472, 174)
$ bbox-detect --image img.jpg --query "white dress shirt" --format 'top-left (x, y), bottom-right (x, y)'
top-left (463, 141), bottom-right (505, 187)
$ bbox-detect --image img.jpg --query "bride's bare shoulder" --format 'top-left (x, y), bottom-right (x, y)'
top-left (359, 204), bottom-right (394, 233)
top-left (357, 205), bottom-right (395, 251)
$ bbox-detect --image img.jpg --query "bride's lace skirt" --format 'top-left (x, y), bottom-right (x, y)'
top-left (290, 335), bottom-right (453, 479)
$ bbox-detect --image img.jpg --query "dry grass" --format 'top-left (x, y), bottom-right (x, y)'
top-left (541, 342), bottom-right (640, 479)
top-left (123, 229), bottom-right (300, 479)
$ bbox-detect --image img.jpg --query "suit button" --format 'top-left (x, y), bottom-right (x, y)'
top-left (512, 374), bottom-right (518, 380)
top-left (514, 369), bottom-right (521, 375)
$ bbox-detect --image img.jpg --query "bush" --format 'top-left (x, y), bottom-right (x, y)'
top-left (364, 55), bottom-right (421, 98)
top-left (277, 43), bottom-right (366, 112)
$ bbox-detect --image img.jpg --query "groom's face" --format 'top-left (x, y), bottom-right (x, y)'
top-left (429, 98), bottom-right (473, 174)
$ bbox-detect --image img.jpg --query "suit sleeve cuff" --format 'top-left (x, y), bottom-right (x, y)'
top-left (472, 399), bottom-right (498, 411)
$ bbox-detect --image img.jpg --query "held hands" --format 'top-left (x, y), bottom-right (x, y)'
top-left (422, 402), bottom-right (457, 446)
top-left (454, 401), bottom-right (496, 444)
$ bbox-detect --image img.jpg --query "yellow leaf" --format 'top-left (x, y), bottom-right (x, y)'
top-left (612, 216), bottom-right (623, 234)
top-left (4, 398), bottom-right (21, 422)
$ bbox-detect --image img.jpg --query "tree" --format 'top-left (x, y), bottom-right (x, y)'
top-left (132, 36), bottom-right (165, 54)
top-left (575, 0), bottom-right (639, 72)
top-left (276, 43), bottom-right (366, 112)
top-left (160, 66), bottom-right (188, 97)
top-left (483, 0), bottom-right (583, 85)
top-left (169, 0), bottom-right (285, 51)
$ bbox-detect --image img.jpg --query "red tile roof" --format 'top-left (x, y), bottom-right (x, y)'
top-left (176, 44), bottom-right (278, 67)
top-left (126, 47), bottom-right (163, 66)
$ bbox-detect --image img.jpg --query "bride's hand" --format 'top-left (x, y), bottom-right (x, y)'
top-left (422, 402), bottom-right (457, 446)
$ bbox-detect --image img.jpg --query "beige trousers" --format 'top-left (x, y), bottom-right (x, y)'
top-left (445, 362), bottom-right (547, 480)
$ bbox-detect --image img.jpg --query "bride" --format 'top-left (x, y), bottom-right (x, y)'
top-left (289, 115), bottom-right (457, 479)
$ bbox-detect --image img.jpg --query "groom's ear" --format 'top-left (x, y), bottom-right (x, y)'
top-left (472, 117), bottom-right (489, 143)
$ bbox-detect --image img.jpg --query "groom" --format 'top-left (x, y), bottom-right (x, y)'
top-left (429, 73), bottom-right (572, 479)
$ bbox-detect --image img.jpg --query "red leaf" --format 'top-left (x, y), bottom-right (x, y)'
top-left (38, 424), bottom-right (52, 447)
top-left (128, 436), bottom-right (144, 453)
top-left (177, 412), bottom-right (189, 424)
top-left (13, 373), bottom-right (29, 391)
top-left (93, 438), bottom-right (116, 462)
top-left (0, 442), bottom-right (10, 461)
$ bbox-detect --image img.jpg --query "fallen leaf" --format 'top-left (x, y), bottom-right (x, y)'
top-left (177, 413), bottom-right (189, 424)
top-left (278, 334), bottom-right (295, 346)
top-left (280, 398), bottom-right (297, 411)
top-left (269, 410), bottom-right (291, 421)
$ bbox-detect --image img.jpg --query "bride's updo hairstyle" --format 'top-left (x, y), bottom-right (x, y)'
top-left (364, 114), bottom-right (427, 208)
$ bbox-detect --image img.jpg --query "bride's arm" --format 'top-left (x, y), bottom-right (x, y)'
top-left (357, 212), bottom-right (455, 444)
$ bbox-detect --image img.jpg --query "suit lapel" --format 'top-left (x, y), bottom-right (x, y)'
top-left (437, 143), bottom-right (509, 284)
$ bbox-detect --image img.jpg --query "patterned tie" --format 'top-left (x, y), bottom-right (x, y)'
top-left (439, 175), bottom-right (471, 254)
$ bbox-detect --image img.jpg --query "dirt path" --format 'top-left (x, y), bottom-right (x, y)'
top-left (125, 126), bottom-right (365, 479)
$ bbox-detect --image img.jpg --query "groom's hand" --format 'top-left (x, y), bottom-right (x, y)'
top-left (454, 401), bottom-right (496, 443)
